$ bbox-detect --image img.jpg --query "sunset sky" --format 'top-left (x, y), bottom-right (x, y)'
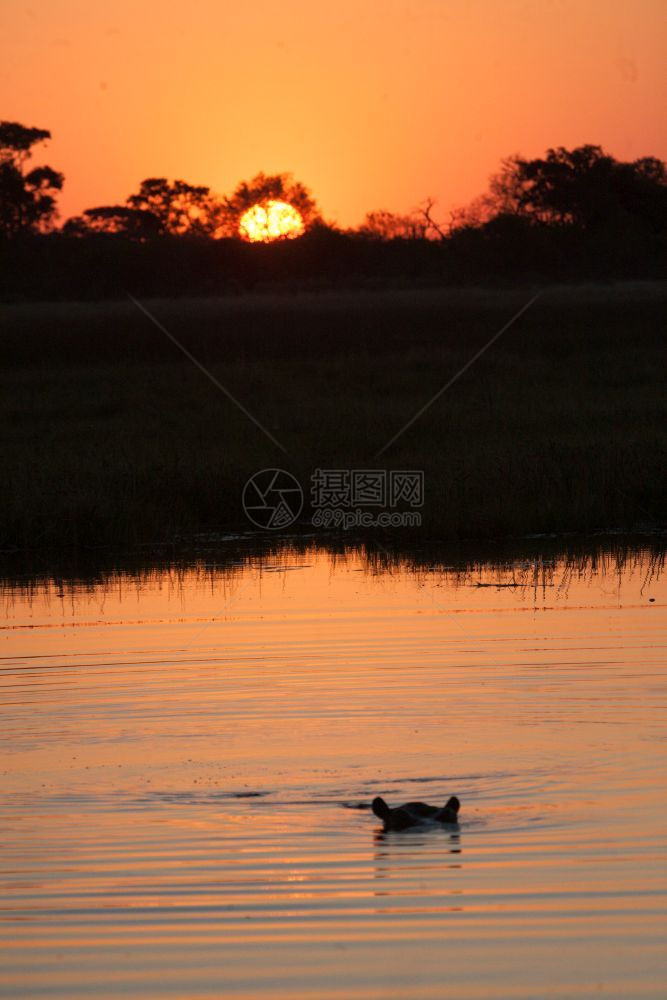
top-left (2, 0), bottom-right (665, 228)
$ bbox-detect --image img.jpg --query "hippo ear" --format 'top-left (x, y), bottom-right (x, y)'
top-left (372, 797), bottom-right (390, 819)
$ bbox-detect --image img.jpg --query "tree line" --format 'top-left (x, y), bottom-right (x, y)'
top-left (0, 121), bottom-right (321, 239)
top-left (1, 118), bottom-right (665, 297)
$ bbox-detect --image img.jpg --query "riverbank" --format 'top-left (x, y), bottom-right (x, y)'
top-left (2, 282), bottom-right (665, 554)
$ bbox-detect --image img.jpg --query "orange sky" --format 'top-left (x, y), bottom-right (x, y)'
top-left (1, 0), bottom-right (665, 228)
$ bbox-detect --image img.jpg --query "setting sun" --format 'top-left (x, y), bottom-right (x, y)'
top-left (239, 200), bottom-right (305, 242)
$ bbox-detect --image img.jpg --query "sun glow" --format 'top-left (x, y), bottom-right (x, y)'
top-left (239, 200), bottom-right (305, 242)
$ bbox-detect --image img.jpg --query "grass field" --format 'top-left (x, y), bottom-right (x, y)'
top-left (2, 282), bottom-right (665, 554)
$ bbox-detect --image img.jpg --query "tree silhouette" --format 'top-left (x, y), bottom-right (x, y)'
top-left (63, 206), bottom-right (162, 239)
top-left (67, 178), bottom-right (223, 238)
top-left (65, 172), bottom-right (319, 241)
top-left (0, 121), bottom-right (63, 237)
top-left (482, 145), bottom-right (667, 232)
top-left (359, 209), bottom-right (429, 240)
top-left (358, 199), bottom-right (446, 240)
top-left (222, 172), bottom-right (319, 236)
top-left (127, 178), bottom-right (222, 236)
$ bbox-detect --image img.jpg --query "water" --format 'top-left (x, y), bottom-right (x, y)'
top-left (1, 546), bottom-right (665, 998)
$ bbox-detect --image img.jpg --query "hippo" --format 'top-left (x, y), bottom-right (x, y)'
top-left (372, 795), bottom-right (460, 831)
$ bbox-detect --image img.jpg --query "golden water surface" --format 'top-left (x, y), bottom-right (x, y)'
top-left (1, 548), bottom-right (665, 998)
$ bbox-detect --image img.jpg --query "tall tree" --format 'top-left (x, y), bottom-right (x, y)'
top-left (0, 121), bottom-right (63, 237)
